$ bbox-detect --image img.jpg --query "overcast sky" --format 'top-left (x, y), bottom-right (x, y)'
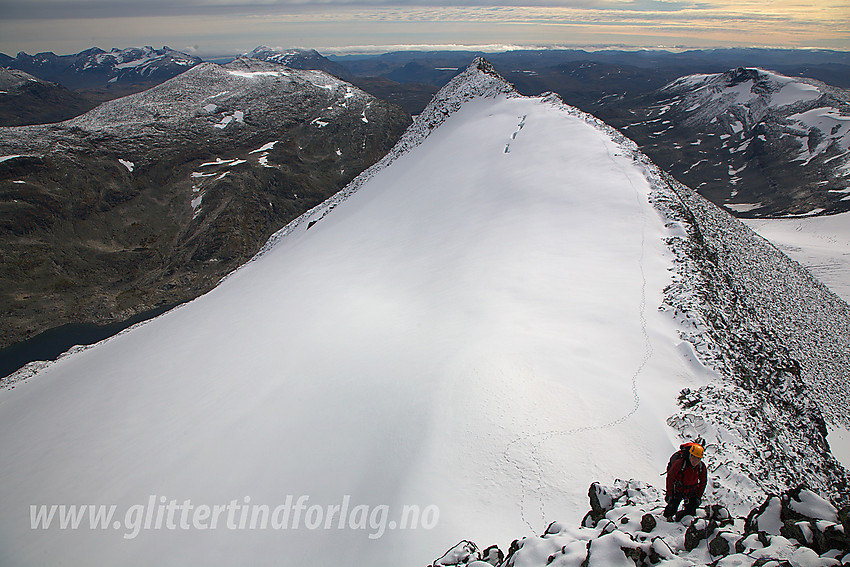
top-left (0, 0), bottom-right (847, 56)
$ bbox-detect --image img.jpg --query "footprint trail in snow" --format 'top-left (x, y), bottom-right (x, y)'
top-left (502, 139), bottom-right (654, 533)
top-left (504, 115), bottom-right (526, 153)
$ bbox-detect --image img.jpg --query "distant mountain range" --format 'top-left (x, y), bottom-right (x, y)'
top-left (2, 46), bottom-right (201, 90)
top-left (0, 45), bottom-right (357, 93)
top-left (329, 49), bottom-right (850, 217)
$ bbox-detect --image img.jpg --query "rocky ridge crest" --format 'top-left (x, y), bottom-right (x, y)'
top-left (432, 480), bottom-right (849, 567)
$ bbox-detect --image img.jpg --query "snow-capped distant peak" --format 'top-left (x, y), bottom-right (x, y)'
top-left (69, 45), bottom-right (201, 77)
top-left (244, 46), bottom-right (323, 64)
top-left (665, 67), bottom-right (823, 110)
top-left (242, 45), bottom-right (351, 78)
top-left (660, 66), bottom-right (850, 184)
top-left (246, 45), bottom-right (307, 57)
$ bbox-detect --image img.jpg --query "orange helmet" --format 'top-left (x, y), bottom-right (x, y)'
top-left (689, 444), bottom-right (704, 459)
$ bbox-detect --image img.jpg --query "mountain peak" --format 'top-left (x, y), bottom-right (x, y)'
top-left (470, 55), bottom-right (500, 77)
top-left (462, 56), bottom-right (512, 87)
top-left (652, 66), bottom-right (848, 216)
top-left (409, 57), bottom-right (518, 133)
top-left (724, 66), bottom-right (761, 84)
top-left (76, 46), bottom-right (105, 57)
top-left (242, 46), bottom-right (350, 78)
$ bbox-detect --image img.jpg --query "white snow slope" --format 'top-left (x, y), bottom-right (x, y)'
top-left (0, 63), bottom-right (818, 566)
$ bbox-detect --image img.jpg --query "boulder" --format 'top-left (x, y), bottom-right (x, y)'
top-left (746, 495), bottom-right (783, 535)
top-left (782, 487), bottom-right (838, 523)
top-left (432, 541), bottom-right (480, 566)
top-left (585, 482), bottom-right (620, 526)
top-left (707, 504), bottom-right (734, 527)
top-left (502, 539), bottom-right (522, 567)
top-left (685, 518), bottom-right (716, 551)
top-left (839, 505), bottom-right (850, 534)
top-left (481, 545), bottom-right (503, 566)
top-left (640, 514), bottom-right (656, 533)
top-left (775, 487), bottom-right (849, 554)
top-left (708, 532), bottom-right (732, 557)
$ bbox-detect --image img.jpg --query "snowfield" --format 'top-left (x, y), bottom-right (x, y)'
top-left (0, 61), bottom-right (846, 567)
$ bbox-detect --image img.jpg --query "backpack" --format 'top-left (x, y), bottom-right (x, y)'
top-left (663, 438), bottom-right (705, 476)
top-left (665, 446), bottom-right (690, 477)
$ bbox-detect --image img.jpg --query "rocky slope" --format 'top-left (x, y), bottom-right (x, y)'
top-left (614, 68), bottom-right (850, 217)
top-left (0, 57), bottom-right (411, 352)
top-left (431, 481), bottom-right (850, 567)
top-left (0, 68), bottom-right (95, 126)
top-left (651, 165), bottom-right (850, 509)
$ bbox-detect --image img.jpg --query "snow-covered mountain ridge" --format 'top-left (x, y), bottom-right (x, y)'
top-left (220, 55), bottom-right (850, 526)
top-left (507, 84), bottom-right (850, 511)
top-left (0, 59), bottom-right (847, 567)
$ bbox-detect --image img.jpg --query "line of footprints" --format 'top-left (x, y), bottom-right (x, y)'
top-left (504, 115), bottom-right (527, 154)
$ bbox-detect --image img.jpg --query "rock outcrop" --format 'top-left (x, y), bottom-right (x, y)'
top-left (432, 480), bottom-right (849, 567)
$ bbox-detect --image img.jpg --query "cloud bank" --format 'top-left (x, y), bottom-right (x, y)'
top-left (0, 0), bottom-right (847, 55)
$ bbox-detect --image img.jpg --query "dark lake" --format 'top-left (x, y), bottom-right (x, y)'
top-left (0, 302), bottom-right (183, 379)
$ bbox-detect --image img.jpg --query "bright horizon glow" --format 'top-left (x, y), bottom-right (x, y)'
top-left (0, 1), bottom-right (847, 57)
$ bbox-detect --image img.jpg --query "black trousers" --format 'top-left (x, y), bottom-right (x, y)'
top-left (664, 493), bottom-right (700, 518)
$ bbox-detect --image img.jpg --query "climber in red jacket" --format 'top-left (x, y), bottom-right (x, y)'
top-left (663, 442), bottom-right (707, 521)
